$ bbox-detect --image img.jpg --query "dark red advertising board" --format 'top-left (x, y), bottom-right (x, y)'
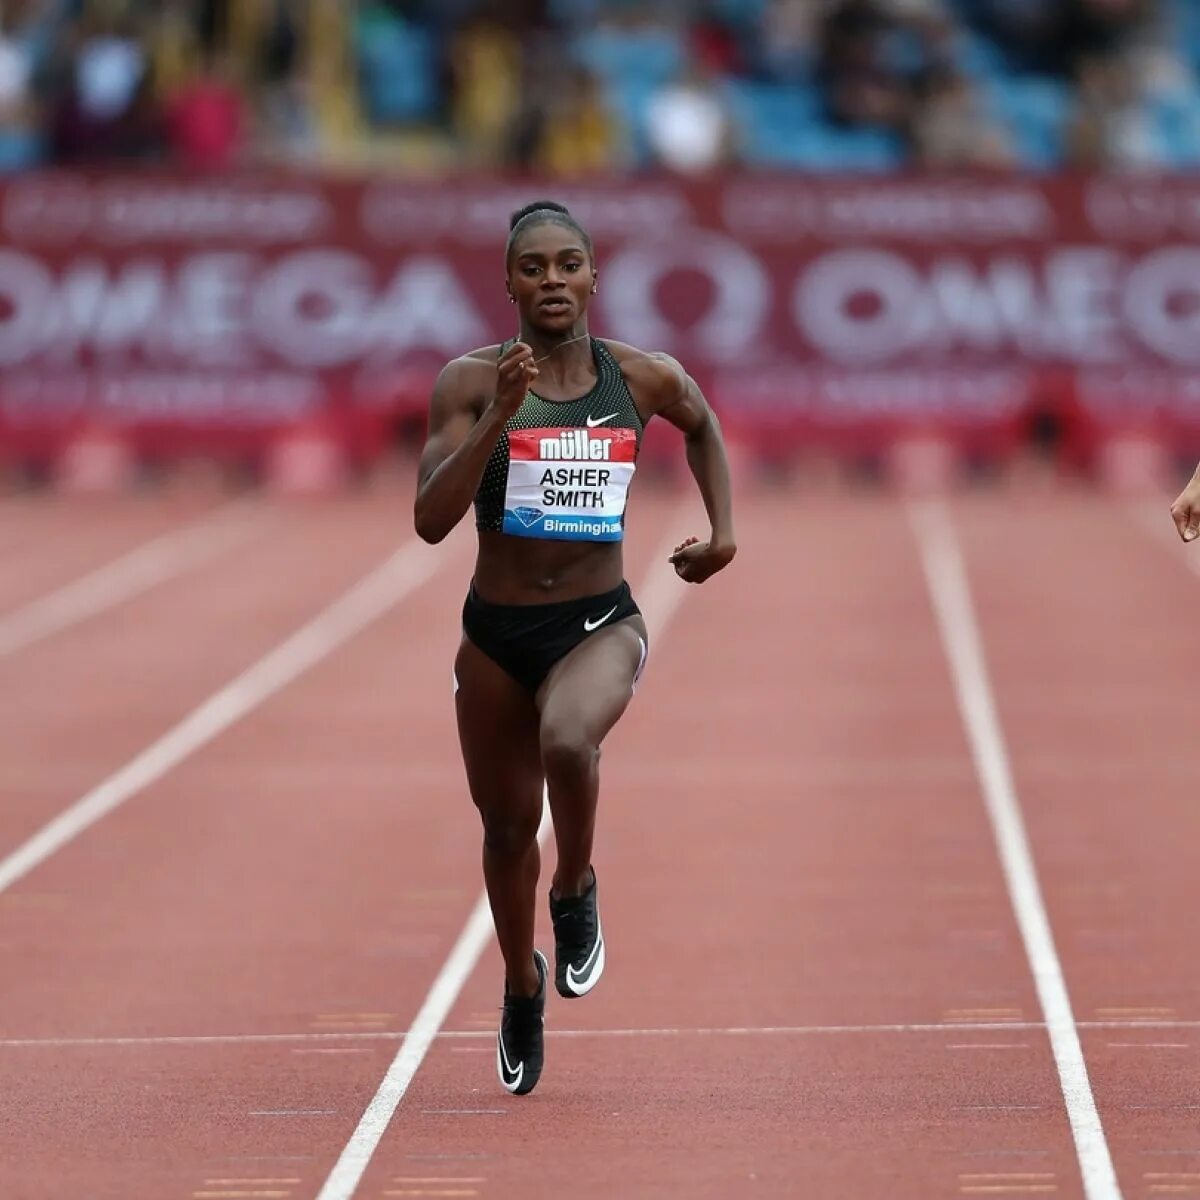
top-left (2, 171), bottom-right (1199, 461)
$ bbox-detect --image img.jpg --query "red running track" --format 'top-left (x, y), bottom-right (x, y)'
top-left (0, 478), bottom-right (1194, 1200)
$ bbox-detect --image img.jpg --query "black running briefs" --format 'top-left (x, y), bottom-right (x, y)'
top-left (462, 580), bottom-right (642, 693)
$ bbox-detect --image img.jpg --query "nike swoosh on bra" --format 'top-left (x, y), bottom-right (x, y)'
top-left (585, 412), bottom-right (619, 427)
top-left (583, 604), bottom-right (619, 633)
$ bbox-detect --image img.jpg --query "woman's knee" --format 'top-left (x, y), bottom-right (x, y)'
top-left (479, 807), bottom-right (541, 856)
top-left (540, 719), bottom-right (600, 778)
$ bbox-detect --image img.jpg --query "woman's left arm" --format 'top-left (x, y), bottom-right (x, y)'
top-left (649, 358), bottom-right (738, 584)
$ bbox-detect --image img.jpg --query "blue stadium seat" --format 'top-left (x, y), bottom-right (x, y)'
top-left (954, 31), bottom-right (1008, 81)
top-left (729, 92), bottom-right (904, 172)
top-left (722, 78), bottom-right (822, 160)
top-left (573, 25), bottom-right (686, 93)
top-left (984, 76), bottom-right (1071, 170)
top-left (1166, 0), bottom-right (1200, 73)
top-left (603, 78), bottom-right (658, 166)
top-left (354, 11), bottom-right (439, 125)
top-left (817, 126), bottom-right (906, 172)
top-left (705, 0), bottom-right (769, 25)
top-left (1149, 91), bottom-right (1200, 167)
top-left (0, 131), bottom-right (44, 173)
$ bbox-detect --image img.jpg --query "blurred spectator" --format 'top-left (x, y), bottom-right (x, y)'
top-left (47, 2), bottom-right (162, 163)
top-left (911, 66), bottom-right (1016, 166)
top-left (963, 0), bottom-right (1065, 73)
top-left (755, 0), bottom-right (818, 83)
top-left (530, 69), bottom-right (627, 175)
top-left (818, 0), bottom-right (912, 131)
top-left (645, 59), bottom-right (737, 172)
top-left (1065, 50), bottom-right (1163, 167)
top-left (164, 49), bottom-right (245, 169)
top-left (0, 0), bottom-right (43, 170)
top-left (146, 0), bottom-right (200, 94)
top-left (448, 14), bottom-right (522, 165)
top-left (1060, 0), bottom-right (1154, 61)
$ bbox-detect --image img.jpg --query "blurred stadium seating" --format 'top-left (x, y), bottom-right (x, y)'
top-left (0, 0), bottom-right (1195, 174)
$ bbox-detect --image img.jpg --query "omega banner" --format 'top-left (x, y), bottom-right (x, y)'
top-left (2, 171), bottom-right (1200, 460)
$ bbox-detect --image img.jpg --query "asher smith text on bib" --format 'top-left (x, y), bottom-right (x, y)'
top-left (473, 339), bottom-right (644, 543)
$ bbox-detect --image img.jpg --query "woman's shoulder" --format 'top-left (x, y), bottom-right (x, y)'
top-left (457, 342), bottom-right (508, 367)
top-left (598, 339), bottom-right (688, 398)
top-left (434, 343), bottom-right (507, 391)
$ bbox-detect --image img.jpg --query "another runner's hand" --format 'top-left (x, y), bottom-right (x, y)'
top-left (668, 536), bottom-right (736, 584)
top-left (1171, 473), bottom-right (1200, 543)
top-left (492, 341), bottom-right (538, 418)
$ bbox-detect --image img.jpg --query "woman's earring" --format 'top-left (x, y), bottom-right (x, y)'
top-left (508, 294), bottom-right (515, 304)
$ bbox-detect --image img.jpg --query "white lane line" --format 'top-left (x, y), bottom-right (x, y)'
top-left (316, 499), bottom-right (702, 1200)
top-left (1106, 1043), bottom-right (1188, 1050)
top-left (0, 535), bottom-right (450, 896)
top-left (8, 1018), bottom-right (1200, 1051)
top-left (291, 1049), bottom-right (374, 1056)
top-left (418, 1110), bottom-right (504, 1115)
top-left (0, 501), bottom-right (267, 660)
top-left (910, 500), bottom-right (1121, 1200)
top-left (948, 1043), bottom-right (1033, 1050)
top-left (250, 1110), bottom-right (337, 1117)
top-left (0, 1021), bottom-right (1041, 1048)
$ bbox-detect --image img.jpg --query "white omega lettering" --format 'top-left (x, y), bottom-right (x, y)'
top-left (252, 249), bottom-right (370, 367)
top-left (794, 249), bottom-right (928, 364)
top-left (1124, 246), bottom-right (1200, 365)
top-left (0, 250), bottom-right (55, 364)
top-left (599, 231), bottom-right (769, 359)
top-left (363, 255), bottom-right (488, 361)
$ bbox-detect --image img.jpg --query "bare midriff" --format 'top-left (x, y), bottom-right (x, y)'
top-left (472, 531), bottom-right (624, 605)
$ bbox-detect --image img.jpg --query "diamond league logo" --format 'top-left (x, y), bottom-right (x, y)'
top-left (511, 506), bottom-right (544, 528)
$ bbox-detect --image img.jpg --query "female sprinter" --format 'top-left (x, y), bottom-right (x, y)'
top-left (413, 201), bottom-right (737, 1095)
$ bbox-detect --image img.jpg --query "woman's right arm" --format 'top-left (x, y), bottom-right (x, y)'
top-left (413, 343), bottom-right (538, 544)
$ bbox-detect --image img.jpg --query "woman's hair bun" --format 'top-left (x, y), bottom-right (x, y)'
top-left (509, 200), bottom-right (571, 231)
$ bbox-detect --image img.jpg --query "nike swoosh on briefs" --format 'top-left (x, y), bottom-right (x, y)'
top-left (497, 1034), bottom-right (524, 1093)
top-left (583, 605), bottom-right (619, 632)
top-left (585, 412), bottom-right (619, 427)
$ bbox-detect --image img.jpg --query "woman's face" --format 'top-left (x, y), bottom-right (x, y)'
top-left (507, 222), bottom-right (595, 333)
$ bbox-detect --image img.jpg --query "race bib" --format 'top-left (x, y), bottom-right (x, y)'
top-left (502, 427), bottom-right (637, 541)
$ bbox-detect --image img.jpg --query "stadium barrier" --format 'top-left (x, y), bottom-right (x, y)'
top-left (0, 171), bottom-right (1197, 484)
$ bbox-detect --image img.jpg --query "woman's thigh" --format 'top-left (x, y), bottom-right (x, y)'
top-left (455, 635), bottom-right (544, 822)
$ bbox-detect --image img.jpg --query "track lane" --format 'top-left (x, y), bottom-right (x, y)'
top-left (953, 492), bottom-right (1200, 1199)
top-left (0, 493), bottom-right (235, 613)
top-left (358, 493), bottom-right (1086, 1200)
top-left (0, 492), bottom-right (682, 1200)
top-left (0, 495), bottom-right (424, 856)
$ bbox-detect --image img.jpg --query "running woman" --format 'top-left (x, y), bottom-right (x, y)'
top-left (413, 201), bottom-right (737, 1095)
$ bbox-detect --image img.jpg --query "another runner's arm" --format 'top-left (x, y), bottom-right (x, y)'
top-left (413, 344), bottom-right (537, 544)
top-left (1170, 464), bottom-right (1200, 543)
